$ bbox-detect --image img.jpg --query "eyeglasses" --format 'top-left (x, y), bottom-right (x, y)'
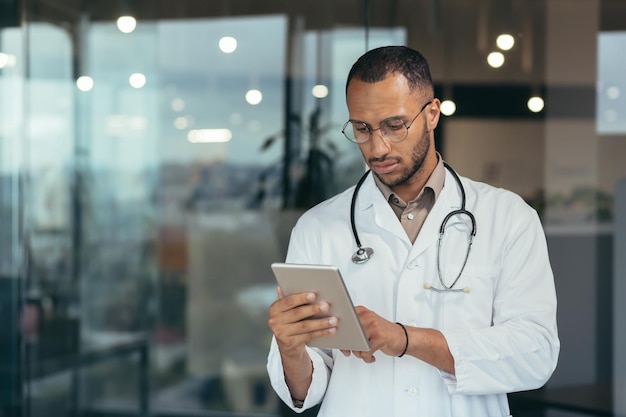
top-left (342, 100), bottom-right (433, 144)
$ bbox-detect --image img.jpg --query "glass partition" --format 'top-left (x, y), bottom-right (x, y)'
top-left (1, 1), bottom-right (625, 417)
top-left (0, 21), bottom-right (25, 417)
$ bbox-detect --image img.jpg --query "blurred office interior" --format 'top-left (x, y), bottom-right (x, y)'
top-left (0, 0), bottom-right (625, 416)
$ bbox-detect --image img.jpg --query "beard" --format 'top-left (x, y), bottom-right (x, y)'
top-left (371, 124), bottom-right (431, 188)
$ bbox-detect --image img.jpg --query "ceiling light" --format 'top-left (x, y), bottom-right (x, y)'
top-left (117, 16), bottom-right (137, 34)
top-left (0, 52), bottom-right (16, 68)
top-left (128, 116), bottom-right (147, 131)
top-left (487, 52), bottom-right (505, 68)
top-left (245, 89), bottom-right (263, 105)
top-left (248, 120), bottom-right (262, 133)
top-left (171, 98), bottom-right (185, 112)
top-left (312, 84), bottom-right (329, 98)
top-left (129, 73), bottom-right (147, 89)
top-left (229, 113), bottom-right (243, 126)
top-left (0, 53), bottom-right (9, 68)
top-left (76, 76), bottom-right (94, 92)
top-left (440, 100), bottom-right (456, 116)
top-left (174, 117), bottom-right (189, 130)
top-left (219, 37), bottom-right (238, 53)
top-left (496, 34), bottom-right (515, 51)
top-left (527, 96), bottom-right (544, 113)
top-left (187, 129), bottom-right (232, 143)
top-left (606, 86), bottom-right (620, 100)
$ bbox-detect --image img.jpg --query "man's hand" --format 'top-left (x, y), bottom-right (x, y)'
top-left (340, 306), bottom-right (406, 362)
top-left (340, 306), bottom-right (455, 374)
top-left (267, 287), bottom-right (339, 401)
top-left (268, 287), bottom-right (338, 355)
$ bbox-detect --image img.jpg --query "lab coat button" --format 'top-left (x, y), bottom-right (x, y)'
top-left (407, 262), bottom-right (418, 270)
top-left (407, 387), bottom-right (418, 396)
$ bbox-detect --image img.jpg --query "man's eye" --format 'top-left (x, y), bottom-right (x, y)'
top-left (355, 125), bottom-right (369, 134)
top-left (384, 120), bottom-right (405, 130)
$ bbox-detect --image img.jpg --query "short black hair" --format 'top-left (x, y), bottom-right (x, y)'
top-left (346, 46), bottom-right (434, 97)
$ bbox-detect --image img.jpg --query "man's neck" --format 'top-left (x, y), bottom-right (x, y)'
top-left (390, 152), bottom-right (438, 203)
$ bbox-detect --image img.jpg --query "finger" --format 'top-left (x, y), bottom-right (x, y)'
top-left (288, 300), bottom-right (329, 323)
top-left (362, 354), bottom-right (376, 363)
top-left (340, 349), bottom-right (351, 357)
top-left (269, 300), bottom-right (332, 336)
top-left (290, 316), bottom-right (337, 337)
top-left (355, 306), bottom-right (376, 325)
top-left (353, 350), bottom-right (376, 363)
top-left (303, 321), bottom-right (337, 341)
top-left (354, 305), bottom-right (370, 317)
top-left (275, 317), bottom-right (338, 349)
top-left (271, 292), bottom-right (316, 314)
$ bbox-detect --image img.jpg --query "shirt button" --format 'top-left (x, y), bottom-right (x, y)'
top-left (407, 213), bottom-right (415, 220)
top-left (407, 387), bottom-right (419, 396)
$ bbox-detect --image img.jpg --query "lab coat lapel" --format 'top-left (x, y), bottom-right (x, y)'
top-left (357, 174), bottom-right (410, 244)
top-left (410, 169), bottom-right (459, 258)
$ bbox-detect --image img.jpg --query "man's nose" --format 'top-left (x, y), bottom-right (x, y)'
top-left (367, 128), bottom-right (392, 155)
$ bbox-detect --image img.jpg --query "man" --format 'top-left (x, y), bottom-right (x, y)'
top-left (267, 46), bottom-right (559, 417)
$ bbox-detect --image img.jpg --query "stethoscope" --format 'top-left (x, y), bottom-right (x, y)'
top-left (350, 162), bottom-right (477, 293)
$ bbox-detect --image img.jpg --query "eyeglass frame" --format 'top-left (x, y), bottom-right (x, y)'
top-left (341, 99), bottom-right (434, 144)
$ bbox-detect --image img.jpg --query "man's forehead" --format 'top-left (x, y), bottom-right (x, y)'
top-left (348, 72), bottom-right (407, 88)
top-left (347, 78), bottom-right (422, 107)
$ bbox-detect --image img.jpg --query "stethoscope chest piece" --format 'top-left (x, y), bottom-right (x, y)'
top-left (352, 246), bottom-right (374, 264)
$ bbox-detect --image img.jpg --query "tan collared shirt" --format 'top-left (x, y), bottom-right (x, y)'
top-left (373, 154), bottom-right (446, 243)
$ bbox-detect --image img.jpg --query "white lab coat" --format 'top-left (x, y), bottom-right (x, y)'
top-left (267, 170), bottom-right (560, 417)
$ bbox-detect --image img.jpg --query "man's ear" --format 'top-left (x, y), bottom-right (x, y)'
top-left (426, 98), bottom-right (442, 131)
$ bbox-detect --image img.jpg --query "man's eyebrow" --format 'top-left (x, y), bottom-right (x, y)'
top-left (348, 114), bottom-right (407, 124)
top-left (383, 114), bottom-right (409, 121)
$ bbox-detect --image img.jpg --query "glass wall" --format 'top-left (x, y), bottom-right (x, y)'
top-left (0, 8), bottom-right (24, 415)
top-left (0, 0), bottom-right (624, 416)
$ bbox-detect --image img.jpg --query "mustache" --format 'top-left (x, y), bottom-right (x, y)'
top-left (368, 156), bottom-right (401, 164)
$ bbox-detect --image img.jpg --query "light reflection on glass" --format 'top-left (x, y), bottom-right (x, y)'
top-left (187, 128), bottom-right (232, 143)
top-left (219, 36), bottom-right (238, 53)
top-left (76, 75), bottom-right (94, 92)
top-left (245, 89), bottom-right (262, 105)
top-left (117, 15), bottom-right (137, 33)
top-left (129, 73), bottom-right (147, 88)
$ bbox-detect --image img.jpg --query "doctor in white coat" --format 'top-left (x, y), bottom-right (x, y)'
top-left (267, 45), bottom-right (559, 417)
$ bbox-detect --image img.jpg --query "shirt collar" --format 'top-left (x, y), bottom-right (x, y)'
top-left (373, 152), bottom-right (446, 205)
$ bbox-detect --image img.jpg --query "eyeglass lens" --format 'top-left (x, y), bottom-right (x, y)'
top-left (344, 118), bottom-right (408, 143)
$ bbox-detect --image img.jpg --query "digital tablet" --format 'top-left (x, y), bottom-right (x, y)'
top-left (271, 262), bottom-right (370, 351)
